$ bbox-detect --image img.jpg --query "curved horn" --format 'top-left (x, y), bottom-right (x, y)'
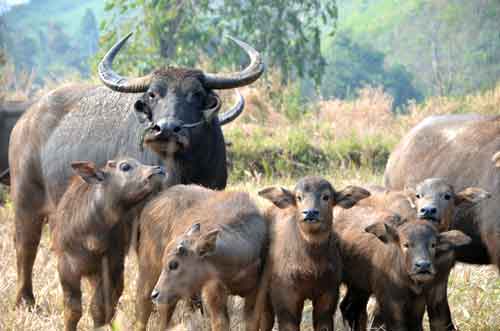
top-left (98, 32), bottom-right (152, 93)
top-left (204, 36), bottom-right (265, 90)
top-left (218, 90), bottom-right (245, 126)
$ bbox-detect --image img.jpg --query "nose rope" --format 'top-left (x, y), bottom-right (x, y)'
top-left (137, 117), bottom-right (210, 151)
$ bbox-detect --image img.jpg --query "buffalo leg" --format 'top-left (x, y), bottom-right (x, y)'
top-left (426, 276), bottom-right (456, 331)
top-left (58, 255), bottom-right (83, 331)
top-left (89, 258), bottom-right (125, 328)
top-left (14, 211), bottom-right (44, 307)
top-left (243, 290), bottom-right (258, 331)
top-left (202, 280), bottom-right (230, 331)
top-left (312, 291), bottom-right (338, 331)
top-left (135, 262), bottom-right (161, 331)
top-left (260, 294), bottom-right (275, 331)
top-left (407, 297), bottom-right (426, 331)
top-left (158, 301), bottom-right (178, 331)
top-left (340, 287), bottom-right (369, 331)
top-left (89, 274), bottom-right (108, 328)
top-left (271, 286), bottom-right (304, 331)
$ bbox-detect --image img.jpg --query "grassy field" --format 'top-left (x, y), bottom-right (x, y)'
top-left (1, 81), bottom-right (500, 330)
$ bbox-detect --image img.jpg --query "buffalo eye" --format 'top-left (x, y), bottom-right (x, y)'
top-left (403, 242), bottom-right (410, 248)
top-left (297, 195), bottom-right (303, 202)
top-left (120, 162), bottom-right (132, 172)
top-left (444, 193), bottom-right (451, 200)
top-left (169, 260), bottom-right (179, 271)
top-left (134, 100), bottom-right (152, 121)
top-left (188, 90), bottom-right (204, 104)
top-left (322, 194), bottom-right (330, 202)
top-left (431, 242), bottom-right (437, 249)
top-left (416, 194), bottom-right (421, 199)
top-left (148, 91), bottom-right (156, 100)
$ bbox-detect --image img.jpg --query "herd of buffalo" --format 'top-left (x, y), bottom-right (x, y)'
top-left (0, 33), bottom-right (499, 331)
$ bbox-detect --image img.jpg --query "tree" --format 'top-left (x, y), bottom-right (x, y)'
top-left (96, 0), bottom-right (337, 86)
top-left (320, 33), bottom-right (422, 110)
top-left (79, 8), bottom-right (99, 58)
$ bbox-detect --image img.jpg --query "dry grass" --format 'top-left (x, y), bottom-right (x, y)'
top-left (0, 170), bottom-right (498, 331)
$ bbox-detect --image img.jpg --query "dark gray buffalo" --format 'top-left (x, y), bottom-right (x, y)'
top-left (1, 100), bottom-right (33, 185)
top-left (385, 114), bottom-right (500, 270)
top-left (9, 33), bottom-right (263, 306)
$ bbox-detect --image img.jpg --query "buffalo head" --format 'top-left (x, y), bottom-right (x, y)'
top-left (98, 33), bottom-right (263, 157)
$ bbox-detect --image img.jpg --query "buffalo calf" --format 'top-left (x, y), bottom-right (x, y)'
top-left (51, 158), bottom-right (164, 331)
top-left (136, 185), bottom-right (268, 331)
top-left (335, 206), bottom-right (471, 331)
top-left (257, 176), bottom-right (370, 331)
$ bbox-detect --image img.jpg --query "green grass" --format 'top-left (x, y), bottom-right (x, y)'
top-left (225, 124), bottom-right (395, 183)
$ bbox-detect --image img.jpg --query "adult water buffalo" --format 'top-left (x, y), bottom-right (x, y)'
top-left (9, 33), bottom-right (263, 306)
top-left (384, 114), bottom-right (500, 269)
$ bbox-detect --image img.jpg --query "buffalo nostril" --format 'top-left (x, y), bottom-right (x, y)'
top-left (151, 289), bottom-right (160, 300)
top-left (152, 124), bottom-right (161, 133)
top-left (302, 209), bottom-right (320, 219)
top-left (172, 126), bottom-right (181, 133)
top-left (420, 208), bottom-right (426, 213)
top-left (415, 261), bottom-right (431, 269)
top-left (430, 208), bottom-right (437, 214)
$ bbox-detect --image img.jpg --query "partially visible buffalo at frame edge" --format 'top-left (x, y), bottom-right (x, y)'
top-left (0, 100), bottom-right (32, 186)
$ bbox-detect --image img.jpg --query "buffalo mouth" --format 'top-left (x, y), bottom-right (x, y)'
top-left (410, 269), bottom-right (436, 283)
top-left (419, 215), bottom-right (438, 221)
top-left (302, 217), bottom-right (321, 224)
top-left (144, 133), bottom-right (190, 154)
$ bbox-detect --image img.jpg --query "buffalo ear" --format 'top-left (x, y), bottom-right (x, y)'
top-left (454, 187), bottom-right (490, 209)
top-left (186, 223), bottom-right (201, 236)
top-left (491, 151), bottom-right (500, 168)
top-left (335, 186), bottom-right (371, 209)
top-left (258, 186), bottom-right (296, 209)
top-left (403, 187), bottom-right (417, 208)
top-left (195, 229), bottom-right (219, 258)
top-left (71, 161), bottom-right (105, 184)
top-left (437, 230), bottom-right (471, 252)
top-left (365, 222), bottom-right (399, 244)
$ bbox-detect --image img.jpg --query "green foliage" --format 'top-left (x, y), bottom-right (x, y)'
top-left (336, 0), bottom-right (500, 97)
top-left (226, 124), bottom-right (395, 182)
top-left (321, 32), bottom-right (423, 109)
top-left (2, 0), bottom-right (104, 80)
top-left (96, 0), bottom-right (337, 86)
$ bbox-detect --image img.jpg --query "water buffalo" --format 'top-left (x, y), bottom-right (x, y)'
top-left (256, 177), bottom-right (370, 331)
top-left (385, 114), bottom-right (500, 269)
top-left (0, 100), bottom-right (32, 176)
top-left (51, 158), bottom-right (165, 331)
top-left (335, 206), bottom-right (471, 331)
top-left (9, 33), bottom-right (263, 307)
top-left (137, 185), bottom-right (268, 331)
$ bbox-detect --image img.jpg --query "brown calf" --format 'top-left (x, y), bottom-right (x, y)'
top-left (51, 158), bottom-right (164, 331)
top-left (135, 185), bottom-right (268, 331)
top-left (257, 176), bottom-right (370, 331)
top-left (335, 205), bottom-right (471, 331)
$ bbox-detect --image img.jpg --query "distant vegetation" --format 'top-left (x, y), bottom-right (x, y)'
top-left (1, 0), bottom-right (500, 109)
